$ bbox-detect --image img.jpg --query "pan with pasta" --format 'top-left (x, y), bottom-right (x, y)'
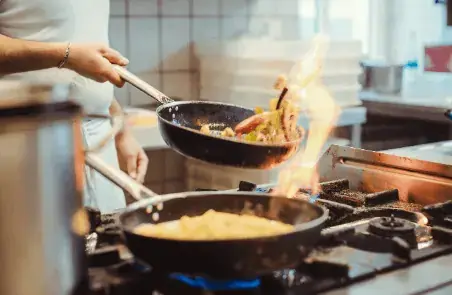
top-left (119, 192), bottom-right (328, 278)
top-left (133, 209), bottom-right (294, 241)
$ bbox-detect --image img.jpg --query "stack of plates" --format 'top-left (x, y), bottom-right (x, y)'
top-left (196, 39), bottom-right (363, 109)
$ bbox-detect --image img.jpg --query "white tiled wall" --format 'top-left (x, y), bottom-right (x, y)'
top-left (109, 0), bottom-right (313, 194)
top-left (109, 0), bottom-right (304, 106)
top-left (143, 149), bottom-right (186, 195)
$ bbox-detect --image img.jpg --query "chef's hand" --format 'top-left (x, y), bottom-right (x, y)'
top-left (115, 130), bottom-right (149, 183)
top-left (65, 43), bottom-right (128, 87)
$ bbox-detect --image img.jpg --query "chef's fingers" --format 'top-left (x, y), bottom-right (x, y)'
top-left (99, 47), bottom-right (128, 87)
top-left (136, 150), bottom-right (149, 183)
top-left (104, 71), bottom-right (125, 87)
top-left (100, 47), bottom-right (129, 66)
top-left (126, 155), bottom-right (138, 180)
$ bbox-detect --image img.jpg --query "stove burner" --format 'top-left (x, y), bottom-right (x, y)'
top-left (368, 215), bottom-right (417, 246)
top-left (169, 274), bottom-right (261, 291)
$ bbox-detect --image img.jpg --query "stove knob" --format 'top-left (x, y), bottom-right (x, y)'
top-left (239, 181), bottom-right (257, 191)
top-left (88, 246), bottom-right (121, 268)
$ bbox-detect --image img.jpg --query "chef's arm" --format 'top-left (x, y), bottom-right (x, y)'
top-left (109, 98), bottom-right (130, 135)
top-left (0, 35), bottom-right (66, 74)
top-left (109, 98), bottom-right (123, 117)
top-left (0, 35), bottom-right (127, 87)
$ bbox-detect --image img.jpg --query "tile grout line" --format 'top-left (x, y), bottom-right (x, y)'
top-left (124, 0), bottom-right (131, 105)
top-left (157, 0), bottom-right (164, 93)
top-left (188, 0), bottom-right (195, 100)
top-left (218, 0), bottom-right (223, 40)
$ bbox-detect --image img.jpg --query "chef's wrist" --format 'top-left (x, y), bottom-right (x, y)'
top-left (115, 127), bottom-right (131, 142)
top-left (57, 42), bottom-right (71, 68)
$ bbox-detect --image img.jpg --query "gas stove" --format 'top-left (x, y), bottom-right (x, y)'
top-left (84, 146), bottom-right (452, 295)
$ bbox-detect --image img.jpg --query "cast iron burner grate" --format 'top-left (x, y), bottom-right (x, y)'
top-left (84, 179), bottom-right (452, 295)
top-left (235, 180), bottom-right (425, 227)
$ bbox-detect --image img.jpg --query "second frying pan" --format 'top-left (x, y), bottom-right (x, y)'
top-left (85, 152), bottom-right (328, 279)
top-left (115, 66), bottom-right (301, 169)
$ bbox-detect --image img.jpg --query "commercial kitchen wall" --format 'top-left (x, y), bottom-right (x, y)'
top-left (386, 0), bottom-right (446, 63)
top-left (109, 0), bottom-right (304, 106)
top-left (109, 0), bottom-right (305, 195)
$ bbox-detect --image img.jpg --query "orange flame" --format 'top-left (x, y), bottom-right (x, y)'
top-left (416, 213), bottom-right (429, 226)
top-left (275, 35), bottom-right (341, 199)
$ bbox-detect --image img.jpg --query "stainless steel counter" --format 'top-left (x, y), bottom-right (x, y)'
top-left (383, 140), bottom-right (452, 165)
top-left (360, 91), bottom-right (451, 123)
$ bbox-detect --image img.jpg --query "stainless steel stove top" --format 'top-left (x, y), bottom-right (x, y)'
top-left (84, 145), bottom-right (452, 295)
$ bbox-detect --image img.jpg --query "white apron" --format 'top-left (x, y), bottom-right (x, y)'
top-left (0, 0), bottom-right (126, 213)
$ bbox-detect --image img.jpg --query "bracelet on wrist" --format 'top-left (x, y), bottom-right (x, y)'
top-left (58, 42), bottom-right (71, 69)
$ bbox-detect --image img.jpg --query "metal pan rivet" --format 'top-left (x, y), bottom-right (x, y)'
top-left (156, 203), bottom-right (164, 211)
top-left (152, 212), bottom-right (160, 222)
top-left (145, 206), bottom-right (153, 214)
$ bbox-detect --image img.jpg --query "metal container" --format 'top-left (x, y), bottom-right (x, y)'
top-left (359, 61), bottom-right (404, 94)
top-left (0, 81), bottom-right (86, 295)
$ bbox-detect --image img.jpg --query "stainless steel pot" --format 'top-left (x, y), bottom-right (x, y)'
top-left (0, 81), bottom-right (87, 295)
top-left (359, 61), bottom-right (404, 94)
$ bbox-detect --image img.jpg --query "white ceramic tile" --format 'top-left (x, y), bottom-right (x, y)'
top-left (161, 0), bottom-right (189, 16)
top-left (221, 0), bottom-right (247, 16)
top-left (130, 72), bottom-right (161, 105)
top-left (162, 73), bottom-right (191, 99)
top-left (163, 181), bottom-right (185, 194)
top-left (247, 18), bottom-right (271, 38)
top-left (280, 17), bottom-right (301, 39)
top-left (193, 18), bottom-right (220, 42)
top-left (128, 0), bottom-right (159, 16)
top-left (300, 18), bottom-right (316, 39)
top-left (110, 0), bottom-right (126, 16)
top-left (249, 0), bottom-right (276, 16)
top-left (164, 150), bottom-right (185, 180)
top-left (109, 18), bottom-right (127, 57)
top-left (144, 149), bottom-right (166, 183)
top-left (190, 73), bottom-right (200, 100)
top-left (193, 0), bottom-right (219, 15)
top-left (221, 17), bottom-right (248, 39)
top-left (275, 0), bottom-right (299, 15)
top-left (128, 18), bottom-right (160, 74)
top-left (114, 84), bottom-right (130, 106)
top-left (161, 18), bottom-right (190, 71)
top-left (109, 17), bottom-right (130, 105)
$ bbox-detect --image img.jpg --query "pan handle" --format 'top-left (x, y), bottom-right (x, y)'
top-left (113, 65), bottom-right (174, 105)
top-left (85, 152), bottom-right (157, 200)
top-left (83, 112), bottom-right (158, 201)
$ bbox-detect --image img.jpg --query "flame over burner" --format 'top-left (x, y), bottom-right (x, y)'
top-left (170, 274), bottom-right (260, 291)
top-left (274, 35), bottom-right (340, 199)
top-left (416, 212), bottom-right (429, 226)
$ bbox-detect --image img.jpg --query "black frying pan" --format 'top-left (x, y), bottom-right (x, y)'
top-left (114, 66), bottom-right (301, 169)
top-left (85, 153), bottom-right (328, 279)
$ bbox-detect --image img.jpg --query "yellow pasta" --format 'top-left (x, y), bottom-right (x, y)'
top-left (133, 210), bottom-right (294, 240)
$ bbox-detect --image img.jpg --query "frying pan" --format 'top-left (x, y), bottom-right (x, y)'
top-left (84, 122), bottom-right (328, 278)
top-left (114, 66), bottom-right (302, 169)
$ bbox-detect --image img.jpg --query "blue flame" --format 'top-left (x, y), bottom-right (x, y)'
top-left (169, 274), bottom-right (261, 290)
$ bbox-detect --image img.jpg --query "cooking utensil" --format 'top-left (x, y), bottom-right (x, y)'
top-left (85, 147), bottom-right (328, 279)
top-left (359, 61), bottom-right (403, 95)
top-left (114, 66), bottom-right (302, 169)
top-left (0, 82), bottom-right (85, 295)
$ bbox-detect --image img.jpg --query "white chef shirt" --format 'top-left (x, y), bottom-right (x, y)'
top-left (0, 0), bottom-right (126, 213)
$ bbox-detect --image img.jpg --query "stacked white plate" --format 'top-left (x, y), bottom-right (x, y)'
top-left (196, 39), bottom-right (363, 108)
